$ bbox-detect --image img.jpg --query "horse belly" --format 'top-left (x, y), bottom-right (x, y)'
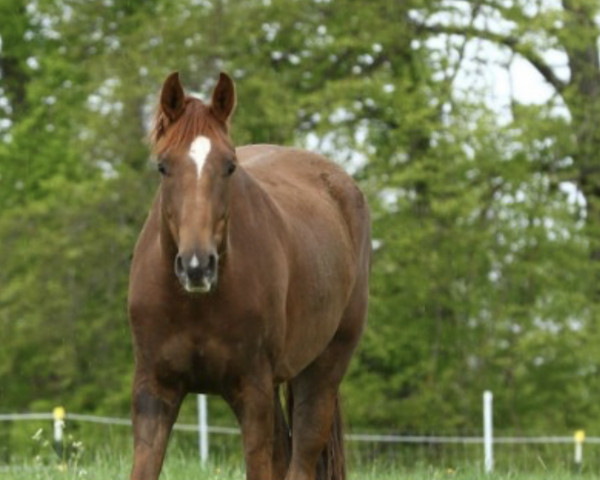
top-left (276, 235), bottom-right (356, 379)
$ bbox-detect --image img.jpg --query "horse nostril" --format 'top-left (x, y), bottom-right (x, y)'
top-left (175, 254), bottom-right (185, 276)
top-left (208, 253), bottom-right (217, 273)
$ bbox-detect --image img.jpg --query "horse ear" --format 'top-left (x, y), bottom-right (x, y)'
top-left (160, 72), bottom-right (186, 121)
top-left (210, 72), bottom-right (236, 126)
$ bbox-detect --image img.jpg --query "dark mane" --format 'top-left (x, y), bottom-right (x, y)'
top-left (150, 97), bottom-right (222, 155)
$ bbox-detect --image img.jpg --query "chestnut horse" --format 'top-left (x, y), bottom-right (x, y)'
top-left (128, 72), bottom-right (370, 480)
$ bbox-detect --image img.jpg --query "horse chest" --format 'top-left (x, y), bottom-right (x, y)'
top-left (154, 319), bottom-right (269, 392)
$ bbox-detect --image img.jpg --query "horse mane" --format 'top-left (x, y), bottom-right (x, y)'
top-left (150, 97), bottom-right (223, 156)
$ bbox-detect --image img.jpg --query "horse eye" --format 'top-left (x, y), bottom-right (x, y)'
top-left (225, 160), bottom-right (237, 177)
top-left (157, 162), bottom-right (168, 176)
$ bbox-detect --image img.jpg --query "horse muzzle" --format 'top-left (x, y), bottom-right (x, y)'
top-left (174, 250), bottom-right (218, 294)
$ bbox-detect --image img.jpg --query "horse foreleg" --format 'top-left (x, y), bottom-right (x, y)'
top-left (228, 376), bottom-right (276, 480)
top-left (130, 380), bottom-right (183, 480)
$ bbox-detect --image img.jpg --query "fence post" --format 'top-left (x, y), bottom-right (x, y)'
top-left (574, 430), bottom-right (584, 473)
top-left (483, 391), bottom-right (493, 474)
top-left (197, 394), bottom-right (208, 465)
top-left (53, 406), bottom-right (65, 459)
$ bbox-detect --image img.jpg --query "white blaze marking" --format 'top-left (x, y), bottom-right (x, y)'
top-left (190, 255), bottom-right (199, 268)
top-left (189, 135), bottom-right (212, 178)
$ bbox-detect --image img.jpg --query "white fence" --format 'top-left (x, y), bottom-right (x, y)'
top-left (1, 392), bottom-right (596, 472)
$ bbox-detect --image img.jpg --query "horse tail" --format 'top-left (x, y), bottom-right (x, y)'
top-left (316, 393), bottom-right (346, 480)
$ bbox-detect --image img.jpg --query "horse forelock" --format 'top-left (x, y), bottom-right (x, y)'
top-left (150, 97), bottom-right (224, 156)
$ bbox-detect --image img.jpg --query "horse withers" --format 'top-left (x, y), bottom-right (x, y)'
top-left (127, 71), bottom-right (371, 480)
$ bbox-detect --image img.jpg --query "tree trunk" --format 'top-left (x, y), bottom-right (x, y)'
top-left (562, 1), bottom-right (600, 261)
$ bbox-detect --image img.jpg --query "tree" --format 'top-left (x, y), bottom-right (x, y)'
top-left (418, 0), bottom-right (600, 254)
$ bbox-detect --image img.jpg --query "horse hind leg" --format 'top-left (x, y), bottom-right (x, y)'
top-left (316, 394), bottom-right (345, 480)
top-left (285, 324), bottom-right (363, 479)
top-left (285, 347), bottom-right (349, 480)
top-left (285, 279), bottom-right (367, 480)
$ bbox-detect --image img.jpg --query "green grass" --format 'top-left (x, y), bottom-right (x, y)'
top-left (6, 422), bottom-right (600, 479)
top-left (4, 428), bottom-right (600, 480)
top-left (3, 453), bottom-right (600, 480)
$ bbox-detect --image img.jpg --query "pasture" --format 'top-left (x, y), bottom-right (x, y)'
top-left (4, 455), bottom-right (600, 480)
top-left (4, 423), bottom-right (600, 480)
top-left (3, 417), bottom-right (600, 480)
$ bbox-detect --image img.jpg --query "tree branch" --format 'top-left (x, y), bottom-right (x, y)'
top-left (419, 23), bottom-right (568, 95)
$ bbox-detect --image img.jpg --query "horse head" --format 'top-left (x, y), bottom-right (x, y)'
top-left (151, 72), bottom-right (237, 293)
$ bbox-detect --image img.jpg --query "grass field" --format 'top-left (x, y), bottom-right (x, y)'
top-left (4, 454), bottom-right (600, 480)
top-left (4, 426), bottom-right (600, 480)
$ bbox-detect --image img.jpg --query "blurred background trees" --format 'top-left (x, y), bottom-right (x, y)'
top-left (2, 0), bottom-right (600, 452)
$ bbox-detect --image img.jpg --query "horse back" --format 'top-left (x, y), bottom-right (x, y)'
top-left (238, 145), bottom-right (370, 259)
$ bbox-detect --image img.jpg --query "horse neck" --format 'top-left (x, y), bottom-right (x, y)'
top-left (227, 166), bottom-right (281, 250)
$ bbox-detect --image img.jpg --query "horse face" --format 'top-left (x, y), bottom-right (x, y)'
top-left (159, 139), bottom-right (236, 293)
top-left (153, 72), bottom-right (237, 294)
